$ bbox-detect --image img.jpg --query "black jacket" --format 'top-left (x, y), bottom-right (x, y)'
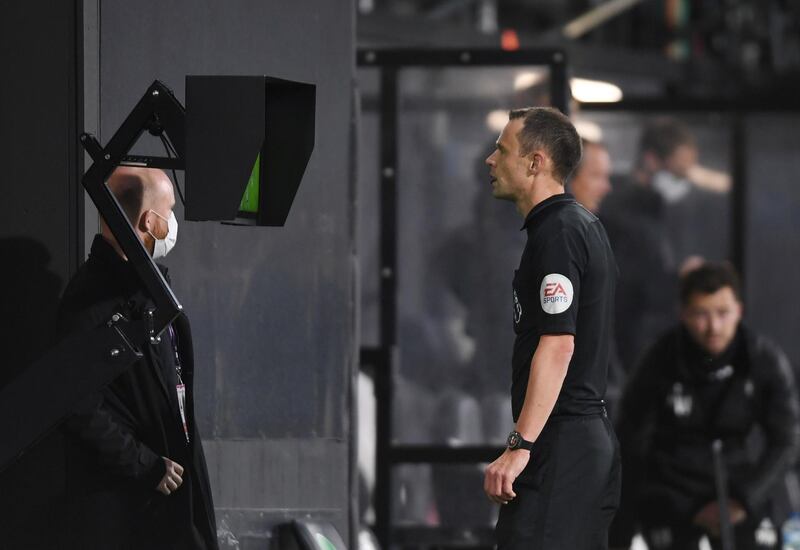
top-left (600, 179), bottom-right (678, 374)
top-left (612, 324), bottom-right (800, 539)
top-left (57, 235), bottom-right (217, 550)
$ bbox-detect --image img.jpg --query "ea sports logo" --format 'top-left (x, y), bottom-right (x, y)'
top-left (543, 282), bottom-right (568, 298)
top-left (539, 273), bottom-right (573, 314)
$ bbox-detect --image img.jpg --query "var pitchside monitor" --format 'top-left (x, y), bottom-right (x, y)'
top-left (185, 75), bottom-right (316, 226)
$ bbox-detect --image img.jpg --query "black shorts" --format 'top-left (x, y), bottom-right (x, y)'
top-left (495, 414), bottom-right (621, 550)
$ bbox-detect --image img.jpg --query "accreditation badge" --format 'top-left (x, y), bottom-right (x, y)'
top-left (176, 383), bottom-right (190, 443)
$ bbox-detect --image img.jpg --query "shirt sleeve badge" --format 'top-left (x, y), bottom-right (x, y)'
top-left (539, 273), bottom-right (573, 314)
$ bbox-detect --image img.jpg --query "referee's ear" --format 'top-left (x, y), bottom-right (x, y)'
top-left (527, 152), bottom-right (544, 177)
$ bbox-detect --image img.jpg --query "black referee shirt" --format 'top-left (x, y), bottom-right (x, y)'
top-left (511, 193), bottom-right (616, 420)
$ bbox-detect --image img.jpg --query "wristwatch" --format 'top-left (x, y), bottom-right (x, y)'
top-left (506, 430), bottom-right (534, 451)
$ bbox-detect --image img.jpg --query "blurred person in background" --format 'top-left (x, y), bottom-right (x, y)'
top-left (610, 262), bottom-right (799, 550)
top-left (569, 138), bottom-right (612, 214)
top-left (601, 117), bottom-right (728, 375)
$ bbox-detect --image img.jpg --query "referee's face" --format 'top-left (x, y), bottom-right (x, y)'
top-left (486, 118), bottom-right (532, 203)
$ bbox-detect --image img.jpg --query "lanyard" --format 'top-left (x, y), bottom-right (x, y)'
top-left (167, 324), bottom-right (190, 444)
top-left (167, 325), bottom-right (183, 383)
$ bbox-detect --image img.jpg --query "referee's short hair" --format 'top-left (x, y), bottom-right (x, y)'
top-left (680, 261), bottom-right (742, 305)
top-left (509, 107), bottom-right (582, 185)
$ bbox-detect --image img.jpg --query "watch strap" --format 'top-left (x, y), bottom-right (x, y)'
top-left (507, 430), bottom-right (533, 451)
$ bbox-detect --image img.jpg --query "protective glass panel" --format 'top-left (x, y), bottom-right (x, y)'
top-left (393, 66), bottom-right (553, 445)
top-left (575, 111), bottom-right (733, 382)
top-left (744, 114), bottom-right (800, 370)
top-left (391, 463), bottom-right (497, 536)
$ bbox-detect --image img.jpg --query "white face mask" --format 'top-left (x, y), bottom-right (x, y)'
top-left (147, 210), bottom-right (178, 259)
top-left (652, 170), bottom-right (691, 204)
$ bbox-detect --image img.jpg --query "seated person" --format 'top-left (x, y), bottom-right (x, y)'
top-left (611, 262), bottom-right (800, 550)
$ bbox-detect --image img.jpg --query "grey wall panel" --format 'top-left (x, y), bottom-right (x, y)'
top-left (97, 0), bottom-right (355, 542)
top-left (204, 439), bottom-right (348, 509)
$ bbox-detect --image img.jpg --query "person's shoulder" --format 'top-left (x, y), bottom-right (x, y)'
top-left (600, 177), bottom-right (653, 216)
top-left (543, 196), bottom-right (588, 222)
top-left (745, 327), bottom-right (792, 374)
top-left (57, 257), bottom-right (121, 337)
top-left (59, 258), bottom-right (103, 307)
top-left (545, 202), bottom-right (599, 242)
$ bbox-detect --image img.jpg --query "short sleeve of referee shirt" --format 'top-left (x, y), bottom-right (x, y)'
top-left (529, 227), bottom-right (587, 336)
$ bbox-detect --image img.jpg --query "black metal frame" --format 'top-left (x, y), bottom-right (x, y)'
top-left (80, 79), bottom-right (187, 339)
top-left (0, 80), bottom-right (191, 473)
top-left (0, 317), bottom-right (143, 473)
top-left (357, 48), bottom-right (570, 548)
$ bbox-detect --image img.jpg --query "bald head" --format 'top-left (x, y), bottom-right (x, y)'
top-left (106, 167), bottom-right (173, 222)
top-left (101, 167), bottom-right (176, 257)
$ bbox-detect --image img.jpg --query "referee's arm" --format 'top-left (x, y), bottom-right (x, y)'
top-left (484, 334), bottom-right (574, 504)
top-left (515, 334), bottom-right (574, 441)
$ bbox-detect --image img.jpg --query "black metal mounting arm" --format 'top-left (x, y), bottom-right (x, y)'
top-left (80, 80), bottom-right (188, 337)
top-left (0, 313), bottom-right (144, 473)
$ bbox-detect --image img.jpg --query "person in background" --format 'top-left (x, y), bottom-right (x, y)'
top-left (610, 262), bottom-right (799, 550)
top-left (601, 117), bottom-right (727, 376)
top-left (569, 138), bottom-right (612, 214)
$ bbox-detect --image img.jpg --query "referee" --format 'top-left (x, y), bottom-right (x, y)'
top-left (483, 107), bottom-right (621, 549)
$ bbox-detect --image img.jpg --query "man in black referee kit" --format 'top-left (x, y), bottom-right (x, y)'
top-left (483, 107), bottom-right (621, 549)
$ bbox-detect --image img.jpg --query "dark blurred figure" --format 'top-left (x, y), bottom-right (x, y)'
top-left (0, 237), bottom-right (65, 548)
top-left (610, 262), bottom-right (799, 550)
top-left (569, 139), bottom-right (612, 215)
top-left (601, 118), bottom-right (728, 374)
top-left (430, 141), bottom-right (526, 416)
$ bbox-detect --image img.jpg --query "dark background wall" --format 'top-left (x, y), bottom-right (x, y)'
top-left (744, 114), bottom-right (800, 371)
top-left (96, 0), bottom-right (357, 544)
top-left (0, 2), bottom-right (81, 548)
top-left (0, 0), bottom-right (357, 547)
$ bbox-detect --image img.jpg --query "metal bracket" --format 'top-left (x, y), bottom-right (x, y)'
top-left (144, 309), bottom-right (161, 345)
top-left (79, 80), bottom-right (186, 338)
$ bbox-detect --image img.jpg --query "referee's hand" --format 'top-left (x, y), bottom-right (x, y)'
top-left (484, 448), bottom-right (530, 505)
top-left (155, 457), bottom-right (184, 496)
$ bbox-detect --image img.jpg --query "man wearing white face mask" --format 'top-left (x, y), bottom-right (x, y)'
top-left (57, 167), bottom-right (218, 550)
top-left (96, 166), bottom-right (178, 261)
top-left (147, 208), bottom-right (178, 260)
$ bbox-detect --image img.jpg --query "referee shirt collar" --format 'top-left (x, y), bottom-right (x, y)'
top-left (521, 192), bottom-right (575, 230)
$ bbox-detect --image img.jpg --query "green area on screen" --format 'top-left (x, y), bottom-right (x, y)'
top-left (239, 154), bottom-right (260, 213)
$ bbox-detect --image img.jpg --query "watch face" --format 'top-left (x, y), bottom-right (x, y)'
top-left (507, 432), bottom-right (520, 448)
